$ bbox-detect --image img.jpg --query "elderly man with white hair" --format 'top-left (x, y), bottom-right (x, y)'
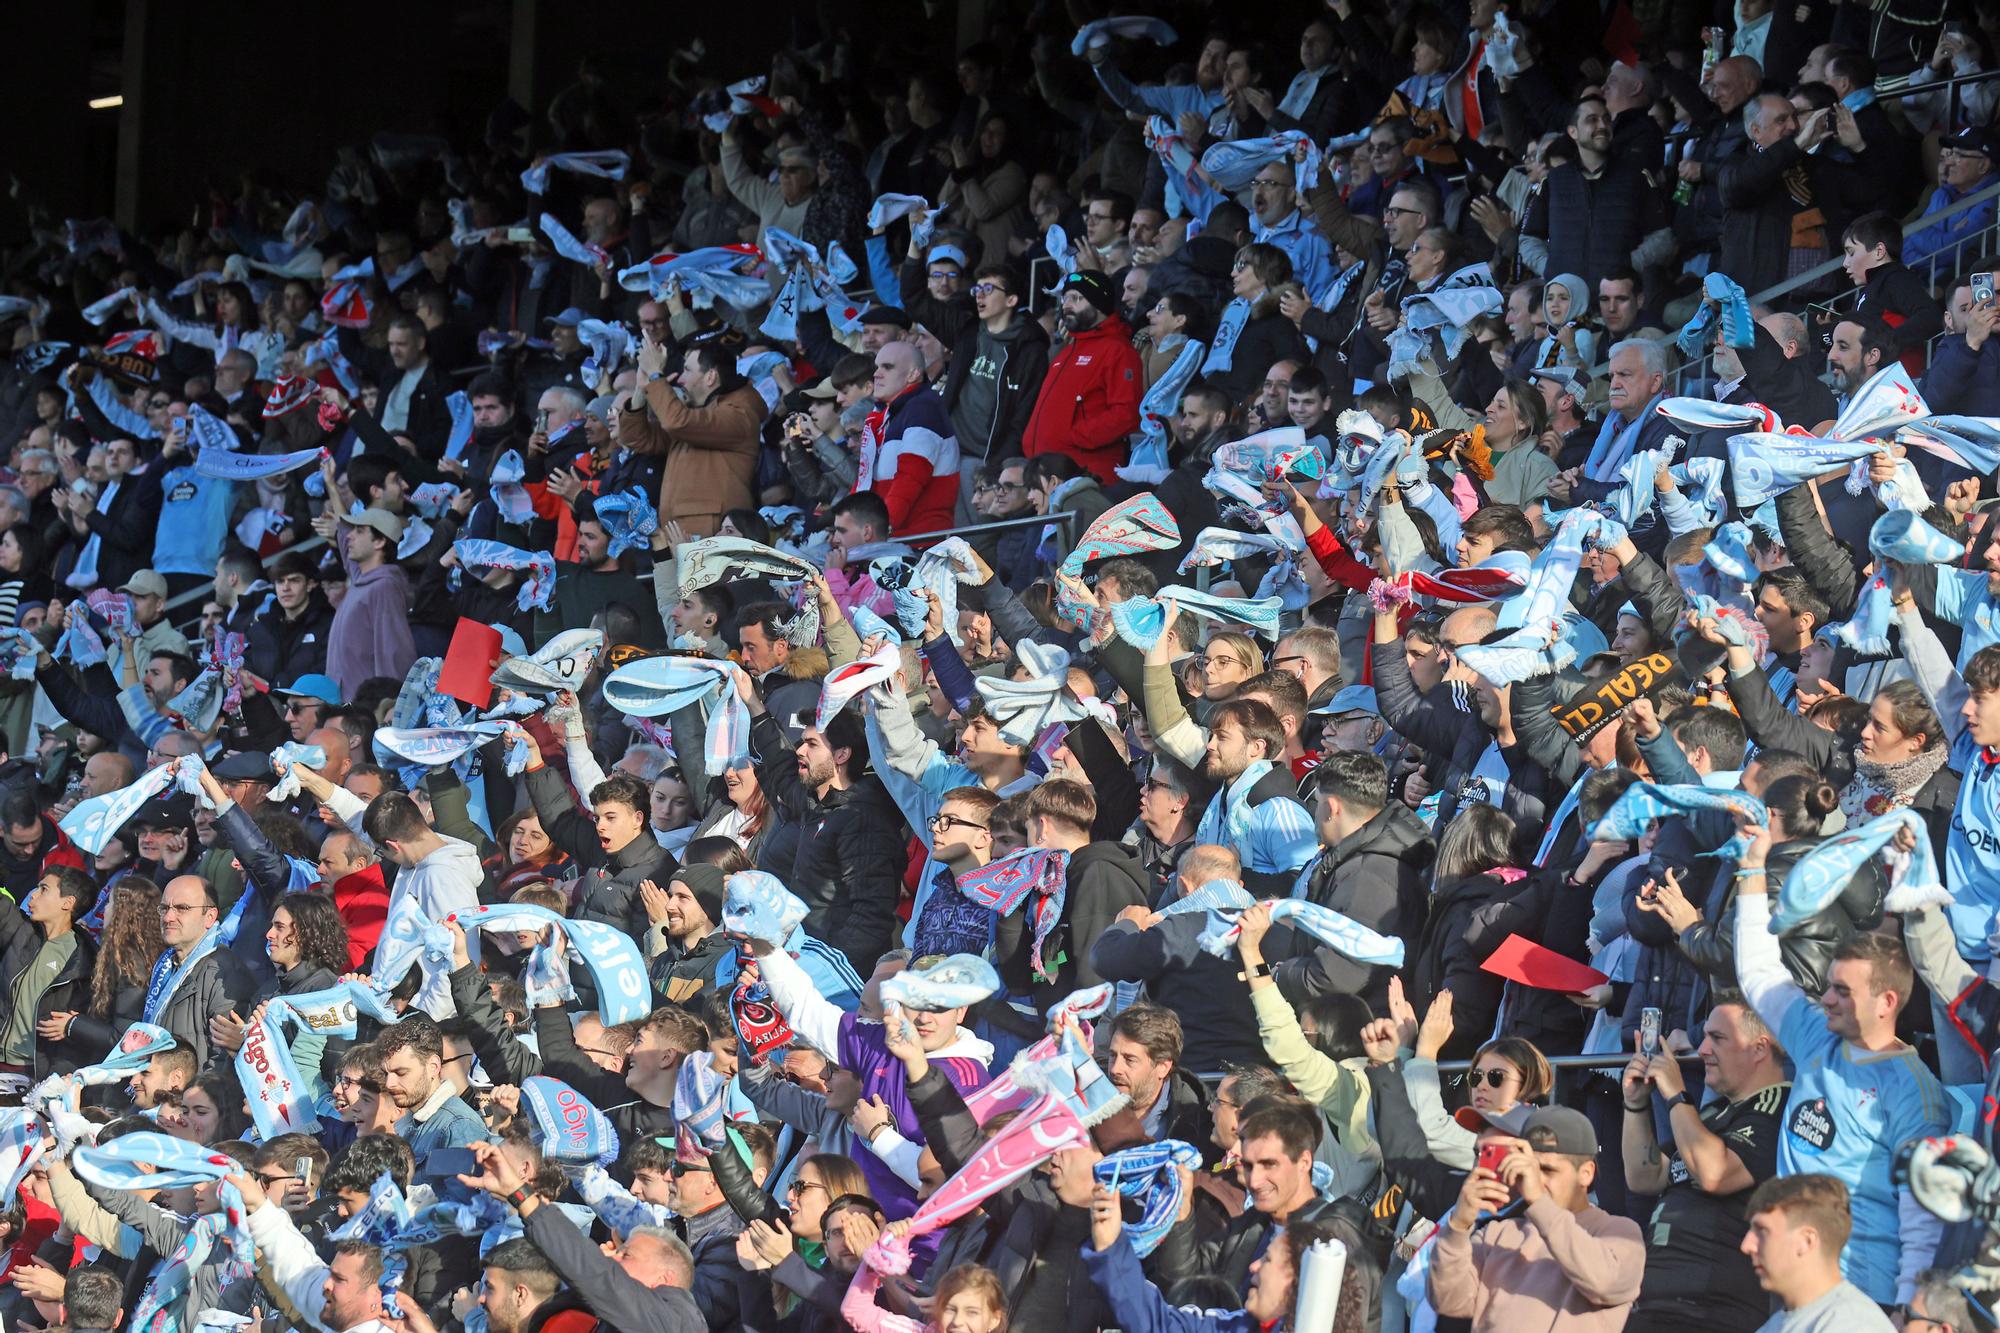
top-left (1549, 338), bottom-right (1675, 553)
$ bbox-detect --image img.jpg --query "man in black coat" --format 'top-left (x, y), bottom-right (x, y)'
top-left (1262, 751), bottom-right (1436, 1015)
top-left (346, 316), bottom-right (452, 461)
top-left (522, 762), bottom-right (675, 947)
top-left (744, 692), bottom-right (907, 973)
top-left (245, 550), bottom-right (338, 687)
top-left (151, 873), bottom-right (258, 1068)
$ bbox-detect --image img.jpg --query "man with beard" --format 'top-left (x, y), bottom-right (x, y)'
top-left (1192, 697), bottom-right (1318, 896)
top-left (1826, 316), bottom-right (1895, 403)
top-left (1125, 384), bottom-right (1227, 581)
top-left (377, 1010), bottom-right (485, 1174)
top-left (126, 1041), bottom-right (197, 1109)
top-left (1521, 96), bottom-right (1671, 290)
top-left (741, 676), bottom-right (906, 972)
top-left (455, 371), bottom-right (528, 484)
top-left (1021, 271), bottom-right (1140, 484)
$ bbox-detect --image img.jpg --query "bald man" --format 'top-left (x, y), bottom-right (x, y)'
top-left (152, 874), bottom-right (257, 1067)
top-left (308, 727), bottom-right (353, 787)
top-left (868, 340), bottom-right (960, 535)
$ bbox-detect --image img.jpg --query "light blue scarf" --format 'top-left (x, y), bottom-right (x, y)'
top-left (1773, 807), bottom-right (1945, 934)
top-left (237, 979), bottom-right (400, 1138)
top-left (1202, 297), bottom-right (1252, 376)
top-left (1588, 783), bottom-right (1768, 860)
top-left (1196, 897), bottom-right (1406, 965)
top-left (1095, 1140), bottom-right (1204, 1256)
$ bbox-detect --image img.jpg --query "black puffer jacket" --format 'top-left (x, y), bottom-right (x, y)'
top-left (524, 764), bottom-right (677, 945)
top-left (1265, 803), bottom-right (1437, 1013)
top-left (748, 713), bottom-right (908, 972)
top-left (1407, 871), bottom-right (1525, 1060)
top-left (1678, 837), bottom-right (1887, 995)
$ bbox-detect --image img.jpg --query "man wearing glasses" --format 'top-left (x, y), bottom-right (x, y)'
top-left (1249, 162), bottom-right (1335, 302)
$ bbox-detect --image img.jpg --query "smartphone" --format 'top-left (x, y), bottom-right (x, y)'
top-left (296, 1155), bottom-right (315, 1197)
top-left (1476, 1142), bottom-right (1511, 1175)
top-left (505, 226), bottom-right (535, 244)
top-left (1974, 272), bottom-right (1995, 307)
top-left (171, 415), bottom-right (190, 436)
top-left (425, 1146), bottom-right (479, 1179)
top-left (1640, 1006), bottom-right (1662, 1059)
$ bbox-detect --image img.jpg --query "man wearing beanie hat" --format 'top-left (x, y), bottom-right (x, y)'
top-left (647, 864), bottom-right (733, 1008)
top-left (1020, 269), bottom-right (1141, 485)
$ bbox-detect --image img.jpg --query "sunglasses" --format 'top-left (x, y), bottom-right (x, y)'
top-left (671, 1161), bottom-right (711, 1177)
top-left (1466, 1067), bottom-right (1516, 1089)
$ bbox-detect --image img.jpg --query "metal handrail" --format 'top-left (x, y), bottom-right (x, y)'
top-left (898, 508), bottom-right (1075, 546)
top-left (1756, 175), bottom-right (2000, 310)
top-left (165, 533), bottom-right (329, 636)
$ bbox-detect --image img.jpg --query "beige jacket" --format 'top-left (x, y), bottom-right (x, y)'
top-left (1430, 1197), bottom-right (1645, 1333)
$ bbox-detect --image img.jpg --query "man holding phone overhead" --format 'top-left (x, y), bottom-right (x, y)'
top-left (1431, 1105), bottom-right (1646, 1333)
top-left (1620, 1001), bottom-right (1792, 1333)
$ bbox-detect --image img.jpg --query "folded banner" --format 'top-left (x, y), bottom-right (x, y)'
top-left (899, 537), bottom-right (982, 645)
top-left (1842, 509), bottom-right (1966, 655)
top-left (237, 979), bottom-right (400, 1139)
top-left (491, 628), bottom-right (605, 696)
top-left (1196, 898), bottom-right (1407, 965)
top-left (1830, 362), bottom-right (1929, 443)
top-left (1456, 510), bottom-right (1618, 687)
top-left (1899, 415), bottom-right (2000, 479)
top-left (861, 1089), bottom-right (1090, 1276)
top-left (1726, 430), bottom-right (1881, 509)
top-left (1549, 651), bottom-right (1685, 743)
top-left (677, 535), bottom-right (819, 599)
top-left (1773, 806), bottom-right (1944, 935)
top-left (594, 487), bottom-right (658, 558)
top-left (59, 758), bottom-right (201, 855)
top-left (964, 1020), bottom-right (1127, 1129)
top-left (721, 871), bottom-right (811, 946)
top-left (673, 1051), bottom-right (729, 1149)
top-left (1110, 589), bottom-right (1286, 648)
top-left (1201, 133), bottom-right (1320, 192)
top-left (601, 655), bottom-right (748, 769)
top-left (1071, 15), bottom-right (1177, 54)
top-left (451, 903), bottom-right (652, 1023)
top-left (1588, 782), bottom-right (1768, 860)
top-left (1059, 493), bottom-right (1181, 577)
top-left (817, 642), bottom-right (903, 729)
top-left (75, 1133), bottom-right (252, 1333)
top-left (192, 445), bottom-right (325, 481)
top-left (1095, 1139), bottom-right (1204, 1256)
top-left (521, 1075), bottom-right (621, 1167)
top-left (374, 722), bottom-right (510, 771)
top-left (269, 742), bottom-right (328, 804)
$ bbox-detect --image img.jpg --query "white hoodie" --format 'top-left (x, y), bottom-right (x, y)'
top-left (391, 835), bottom-right (484, 1018)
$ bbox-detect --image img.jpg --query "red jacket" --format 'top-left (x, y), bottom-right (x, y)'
top-left (332, 863), bottom-right (390, 971)
top-left (1021, 315), bottom-right (1142, 483)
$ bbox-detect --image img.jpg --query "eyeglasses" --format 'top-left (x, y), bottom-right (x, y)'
top-left (970, 282), bottom-right (1003, 297)
top-left (930, 813), bottom-right (989, 834)
top-left (1367, 142), bottom-right (1398, 155)
top-left (786, 1179), bottom-right (828, 1198)
top-left (1231, 258), bottom-right (1252, 273)
top-left (1251, 176), bottom-right (1286, 189)
top-left (160, 902), bottom-right (209, 916)
top-left (1466, 1067), bottom-right (1517, 1089)
top-left (1271, 654), bottom-right (1306, 669)
top-left (1141, 777), bottom-right (1176, 794)
top-left (928, 269), bottom-right (961, 282)
top-left (1200, 655), bottom-right (1241, 671)
top-left (1381, 205), bottom-right (1421, 219)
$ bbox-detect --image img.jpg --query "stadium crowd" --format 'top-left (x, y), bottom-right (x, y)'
top-left (0, 0), bottom-right (1998, 1331)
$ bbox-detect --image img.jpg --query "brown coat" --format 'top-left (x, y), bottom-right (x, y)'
top-left (617, 380), bottom-right (764, 536)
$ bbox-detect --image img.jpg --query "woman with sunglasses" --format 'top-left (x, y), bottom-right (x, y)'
top-left (725, 1143), bottom-right (875, 1332)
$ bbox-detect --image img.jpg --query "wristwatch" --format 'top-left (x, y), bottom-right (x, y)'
top-left (1240, 961), bottom-right (1274, 980)
top-left (1661, 1092), bottom-right (1690, 1113)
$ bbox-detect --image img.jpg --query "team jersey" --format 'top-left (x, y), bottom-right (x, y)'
top-left (1947, 731), bottom-right (2000, 961)
top-left (1775, 1002), bottom-right (1950, 1302)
